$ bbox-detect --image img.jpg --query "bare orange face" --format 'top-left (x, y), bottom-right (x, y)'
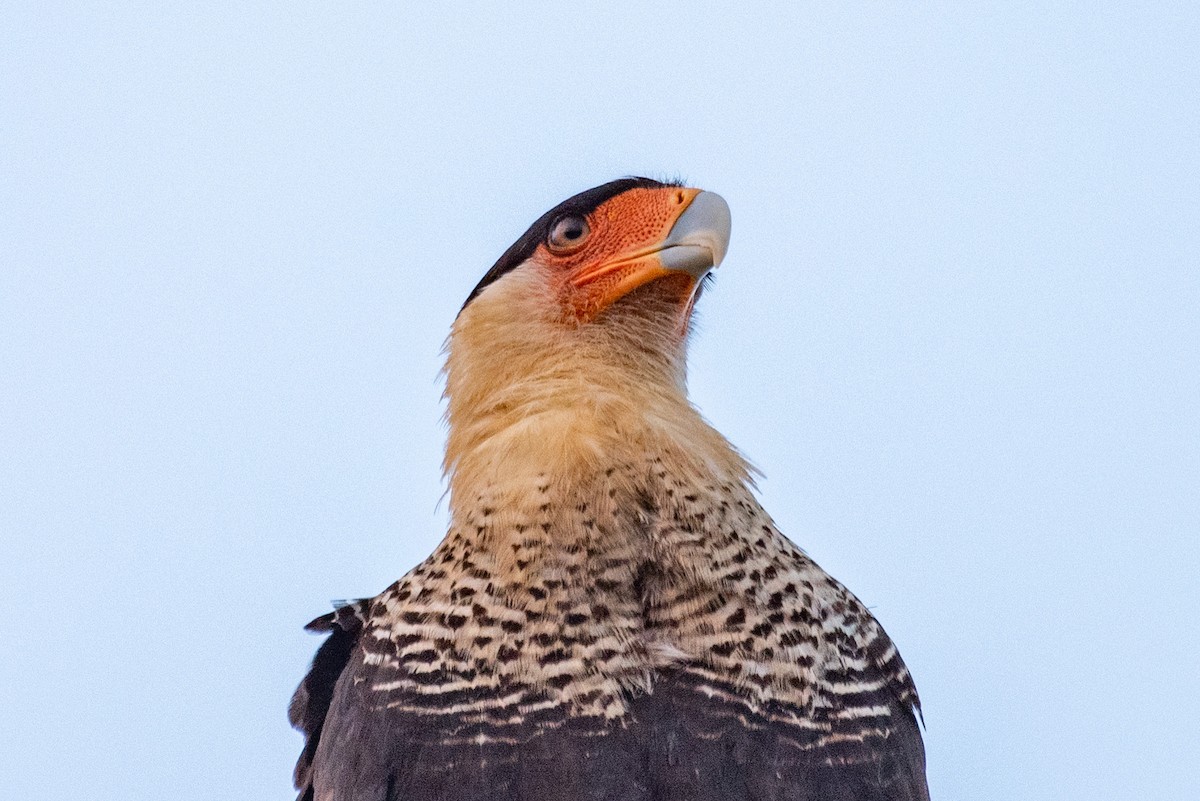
top-left (536, 186), bottom-right (702, 321)
top-left (462, 178), bottom-right (731, 325)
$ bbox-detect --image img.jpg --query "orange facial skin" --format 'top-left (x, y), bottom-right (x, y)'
top-left (536, 187), bottom-right (704, 323)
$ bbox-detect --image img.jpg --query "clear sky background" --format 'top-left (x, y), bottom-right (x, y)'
top-left (2, 3), bottom-right (1197, 800)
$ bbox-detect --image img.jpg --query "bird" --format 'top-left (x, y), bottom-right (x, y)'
top-left (290, 177), bottom-right (929, 801)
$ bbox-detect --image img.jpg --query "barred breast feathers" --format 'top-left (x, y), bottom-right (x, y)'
top-left (355, 276), bottom-right (922, 743)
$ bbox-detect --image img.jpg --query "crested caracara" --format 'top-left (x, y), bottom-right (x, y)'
top-left (290, 178), bottom-right (929, 801)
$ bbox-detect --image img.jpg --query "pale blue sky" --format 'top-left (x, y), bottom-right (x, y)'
top-left (2, 3), bottom-right (1197, 800)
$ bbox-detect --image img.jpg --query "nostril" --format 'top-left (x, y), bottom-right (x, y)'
top-left (675, 191), bottom-right (685, 204)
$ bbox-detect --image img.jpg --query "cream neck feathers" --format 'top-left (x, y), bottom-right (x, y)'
top-left (442, 270), bottom-right (750, 522)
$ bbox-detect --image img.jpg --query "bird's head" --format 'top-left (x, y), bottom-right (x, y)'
top-left (443, 178), bottom-right (734, 487)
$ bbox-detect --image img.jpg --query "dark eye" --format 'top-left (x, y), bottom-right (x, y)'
top-left (547, 215), bottom-right (591, 253)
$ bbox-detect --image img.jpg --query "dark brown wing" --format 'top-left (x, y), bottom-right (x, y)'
top-left (631, 670), bottom-right (929, 801)
top-left (294, 657), bottom-right (925, 801)
top-left (289, 600), bottom-right (372, 801)
top-left (299, 632), bottom-right (655, 801)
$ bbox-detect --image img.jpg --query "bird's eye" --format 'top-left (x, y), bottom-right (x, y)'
top-left (547, 215), bottom-right (591, 253)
